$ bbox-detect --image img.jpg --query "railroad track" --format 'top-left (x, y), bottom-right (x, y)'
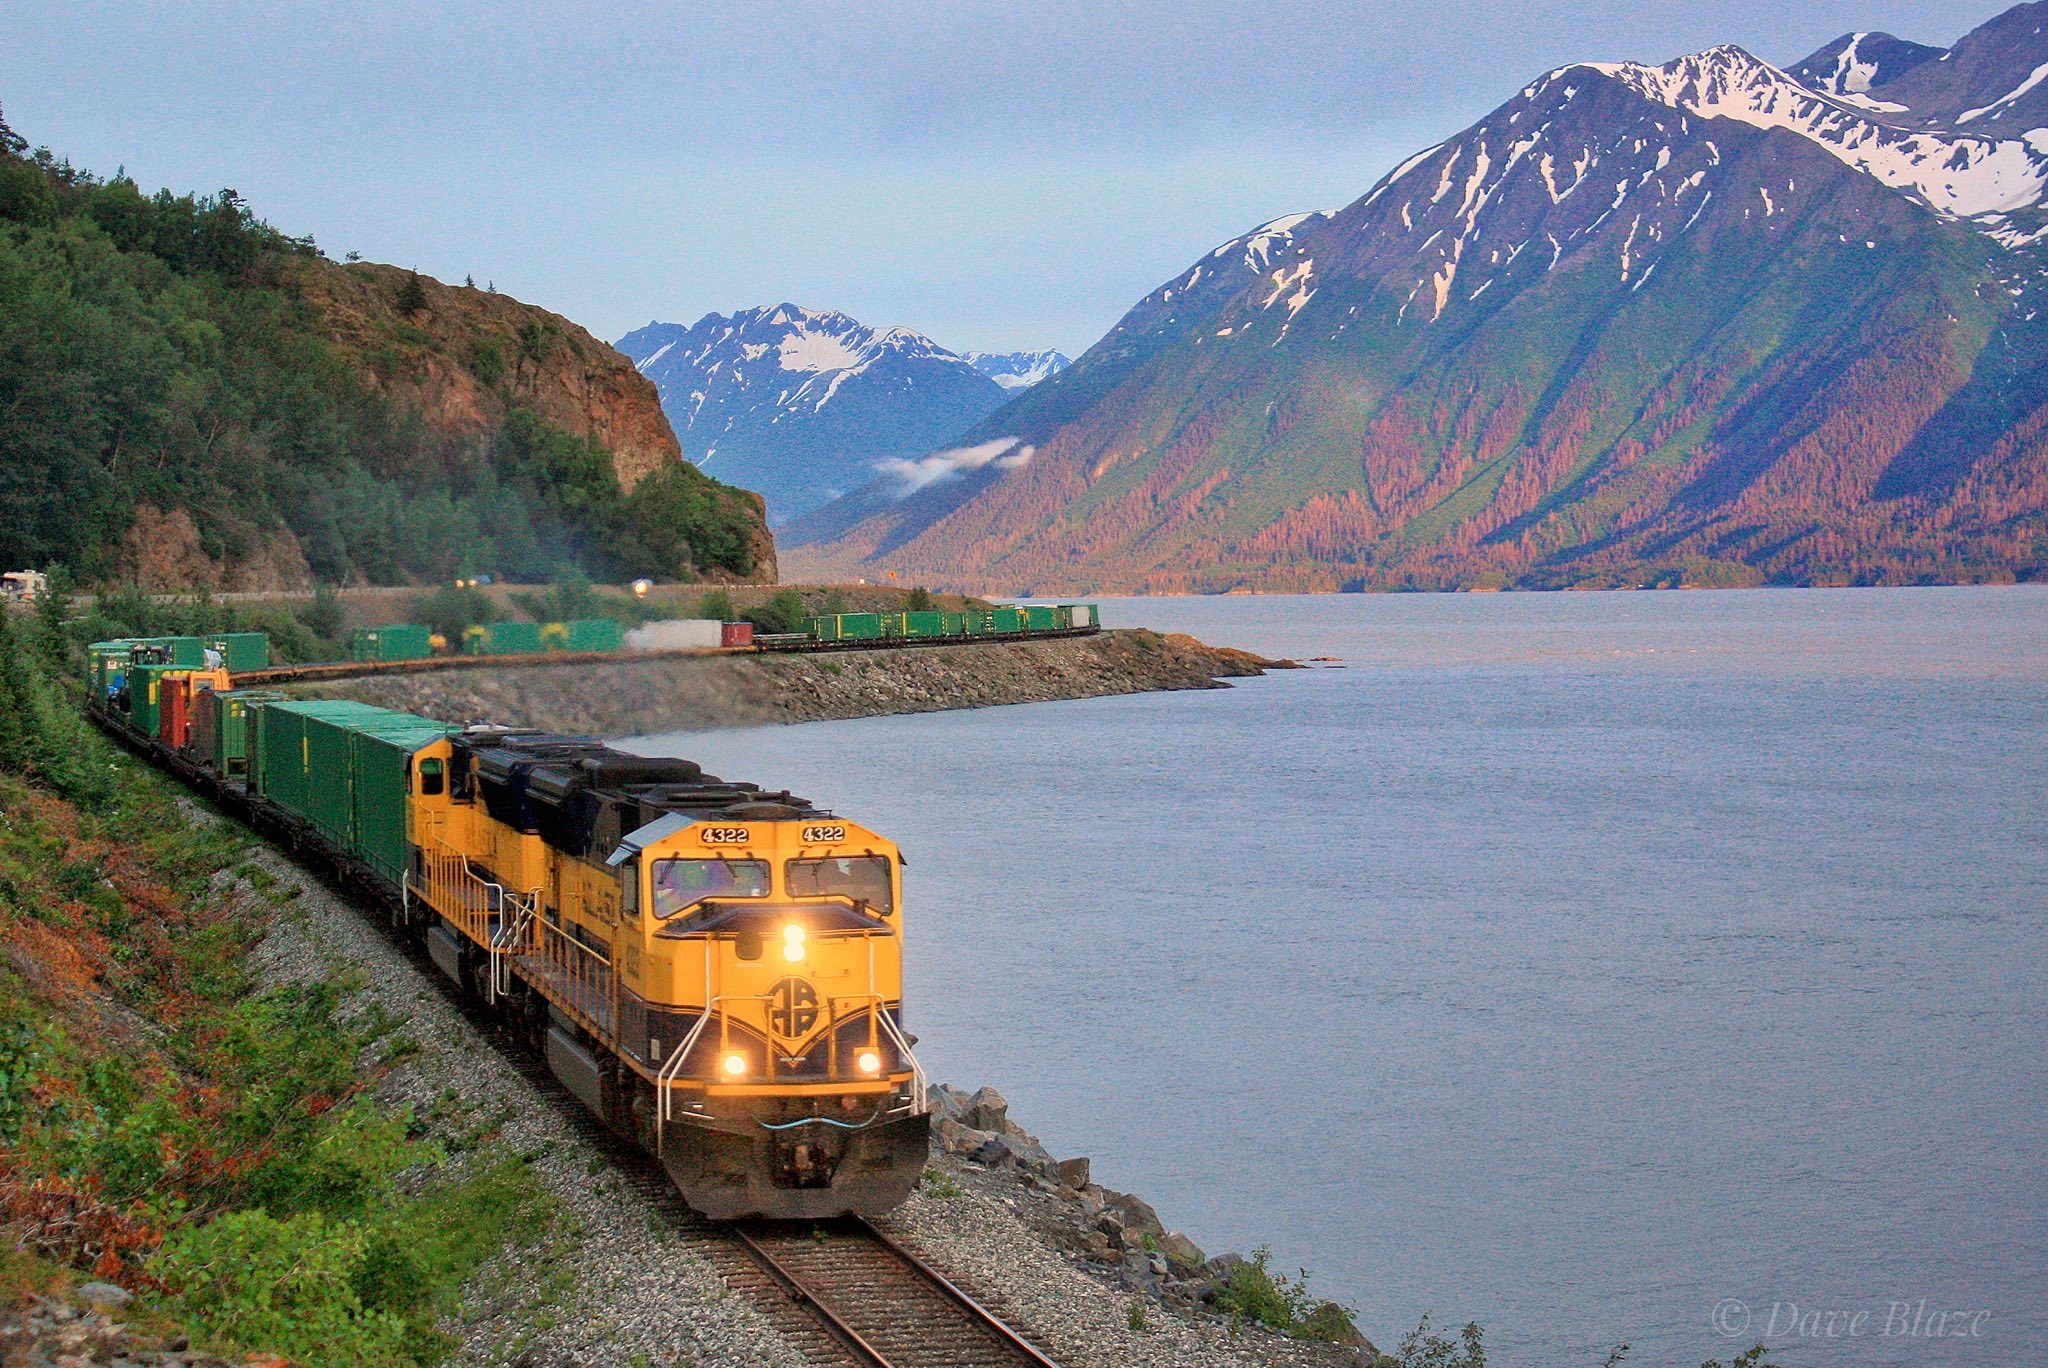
top-left (727, 1218), bottom-right (1061, 1368)
top-left (229, 625), bottom-right (1102, 686)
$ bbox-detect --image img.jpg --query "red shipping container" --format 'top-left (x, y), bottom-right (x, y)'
top-left (160, 676), bottom-right (191, 750)
top-left (720, 622), bottom-right (754, 648)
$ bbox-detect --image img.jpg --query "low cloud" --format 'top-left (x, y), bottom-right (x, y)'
top-left (878, 437), bottom-right (1034, 497)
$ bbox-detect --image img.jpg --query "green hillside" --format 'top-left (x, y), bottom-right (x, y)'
top-left (0, 106), bottom-right (767, 588)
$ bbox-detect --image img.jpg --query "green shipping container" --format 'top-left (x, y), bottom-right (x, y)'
top-left (485, 621), bottom-right (544, 656)
top-left (352, 625), bottom-right (434, 662)
top-left (129, 636), bottom-right (207, 668)
top-left (1063, 603), bottom-right (1099, 628)
top-left (987, 607), bottom-right (1025, 634)
top-left (564, 618), bottom-right (623, 653)
top-left (349, 718), bottom-right (454, 885)
top-left (207, 632), bottom-right (270, 672)
top-left (831, 613), bottom-right (883, 641)
top-left (126, 663), bottom-right (174, 736)
top-left (901, 611), bottom-right (945, 639)
top-left (212, 690), bottom-right (282, 776)
top-left (1023, 605), bottom-right (1060, 632)
top-left (253, 700), bottom-right (381, 821)
top-left (939, 612), bottom-right (966, 636)
top-left (89, 642), bottom-right (137, 705)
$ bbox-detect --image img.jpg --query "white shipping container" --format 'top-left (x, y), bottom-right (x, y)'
top-left (627, 619), bottom-right (726, 651)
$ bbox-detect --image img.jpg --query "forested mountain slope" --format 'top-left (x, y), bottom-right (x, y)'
top-left (0, 109), bottom-right (771, 589)
top-left (786, 5), bottom-right (2048, 592)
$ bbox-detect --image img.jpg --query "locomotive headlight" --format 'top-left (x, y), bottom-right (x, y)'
top-left (856, 1049), bottom-right (882, 1075)
top-left (722, 1052), bottom-right (748, 1077)
top-left (782, 924), bottom-right (805, 962)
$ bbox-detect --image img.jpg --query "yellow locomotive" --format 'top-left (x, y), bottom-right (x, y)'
top-left (406, 730), bottom-right (930, 1218)
top-left (88, 639), bottom-right (931, 1219)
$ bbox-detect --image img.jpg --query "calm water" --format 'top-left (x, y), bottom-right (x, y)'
top-left (629, 588), bottom-right (2048, 1366)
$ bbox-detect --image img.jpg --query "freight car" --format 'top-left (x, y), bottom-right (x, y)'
top-left (85, 638), bottom-right (931, 1220)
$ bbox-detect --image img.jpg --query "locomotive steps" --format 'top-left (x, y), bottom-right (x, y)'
top-left (297, 629), bottom-right (1291, 736)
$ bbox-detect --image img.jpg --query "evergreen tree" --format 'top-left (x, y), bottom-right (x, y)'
top-left (905, 585), bottom-right (934, 612)
top-left (395, 270), bottom-right (428, 316)
top-left (0, 102), bottom-right (26, 157)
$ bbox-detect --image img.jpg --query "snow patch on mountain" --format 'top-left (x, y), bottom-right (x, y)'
top-left (963, 349), bottom-right (1071, 390)
top-left (1573, 46), bottom-right (2048, 218)
top-left (1959, 60), bottom-right (2048, 122)
top-left (615, 305), bottom-right (1015, 522)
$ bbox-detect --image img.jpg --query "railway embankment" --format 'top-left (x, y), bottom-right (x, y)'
top-left (301, 629), bottom-right (1290, 735)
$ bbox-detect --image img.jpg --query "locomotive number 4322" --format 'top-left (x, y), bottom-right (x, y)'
top-left (801, 824), bottom-right (846, 844)
top-left (698, 826), bottom-right (751, 845)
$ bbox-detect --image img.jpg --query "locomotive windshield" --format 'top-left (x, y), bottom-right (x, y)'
top-left (786, 856), bottom-right (894, 916)
top-left (651, 857), bottom-right (770, 919)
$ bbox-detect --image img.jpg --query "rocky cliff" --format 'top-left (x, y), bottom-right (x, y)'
top-left (297, 261), bottom-right (682, 493)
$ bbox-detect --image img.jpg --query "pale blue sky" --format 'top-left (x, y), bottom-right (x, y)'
top-left (0, 1), bottom-right (2014, 355)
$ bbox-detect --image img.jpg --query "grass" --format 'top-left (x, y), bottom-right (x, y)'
top-left (0, 610), bottom-right (559, 1365)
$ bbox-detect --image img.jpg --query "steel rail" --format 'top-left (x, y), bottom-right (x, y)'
top-left (727, 1222), bottom-right (901, 1367)
top-left (852, 1218), bottom-right (1064, 1368)
top-left (724, 1218), bottom-right (1062, 1368)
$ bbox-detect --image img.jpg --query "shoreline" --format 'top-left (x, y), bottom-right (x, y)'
top-left (302, 628), bottom-right (1293, 736)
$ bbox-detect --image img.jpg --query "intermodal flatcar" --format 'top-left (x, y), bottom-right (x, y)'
top-left (86, 637), bottom-right (930, 1219)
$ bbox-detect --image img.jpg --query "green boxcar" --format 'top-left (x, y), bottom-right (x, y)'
top-left (253, 700), bottom-right (379, 820)
top-left (564, 618), bottom-right (623, 653)
top-left (351, 625), bottom-right (434, 662)
top-left (129, 636), bottom-right (207, 667)
top-left (126, 663), bottom-right (175, 736)
top-left (485, 621), bottom-right (544, 656)
top-left (212, 690), bottom-right (282, 776)
top-left (248, 700), bottom-right (450, 884)
top-left (89, 641), bottom-right (137, 706)
top-left (831, 613), bottom-right (883, 641)
top-left (300, 709), bottom-right (365, 847)
top-left (207, 632), bottom-right (270, 672)
top-left (900, 611), bottom-right (945, 639)
top-left (349, 718), bottom-right (453, 885)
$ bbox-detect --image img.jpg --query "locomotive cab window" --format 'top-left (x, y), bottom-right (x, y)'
top-left (416, 758), bottom-right (445, 796)
top-left (650, 858), bottom-right (770, 919)
top-left (786, 855), bottom-right (894, 917)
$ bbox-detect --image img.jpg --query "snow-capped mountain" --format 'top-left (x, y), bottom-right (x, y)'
top-left (614, 306), bottom-right (1015, 523)
top-left (785, 3), bottom-right (2048, 593)
top-left (963, 349), bottom-right (1070, 390)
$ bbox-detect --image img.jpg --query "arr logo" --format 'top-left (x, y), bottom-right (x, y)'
top-left (769, 978), bottom-right (819, 1037)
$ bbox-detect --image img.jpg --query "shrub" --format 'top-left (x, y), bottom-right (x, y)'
top-left (409, 584), bottom-right (497, 640)
top-left (694, 589), bottom-right (736, 623)
top-left (745, 588), bottom-right (810, 635)
top-left (1212, 1246), bottom-right (1360, 1342)
top-left (905, 585), bottom-right (934, 612)
top-left (151, 1210), bottom-right (414, 1366)
top-left (299, 583), bottom-right (346, 642)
